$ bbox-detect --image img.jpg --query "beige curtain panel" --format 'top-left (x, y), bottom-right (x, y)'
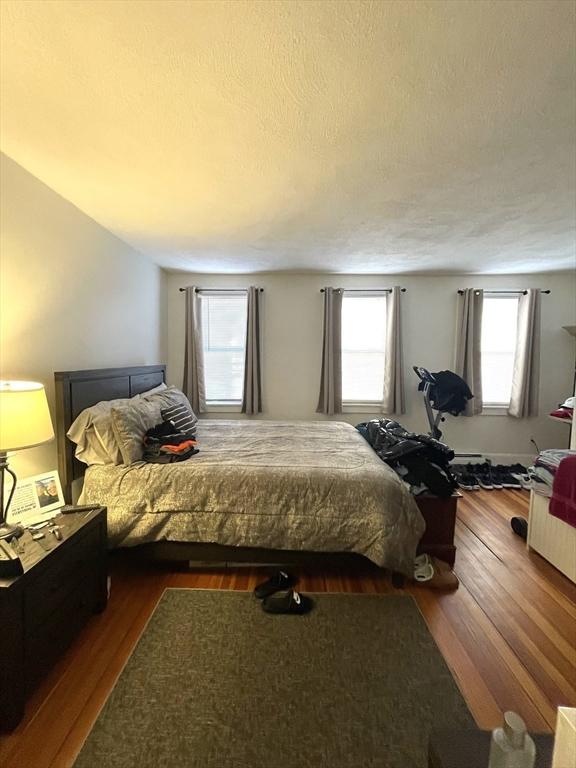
top-left (454, 288), bottom-right (483, 416)
top-left (182, 286), bottom-right (206, 413)
top-left (509, 289), bottom-right (541, 418)
top-left (382, 286), bottom-right (405, 415)
top-left (316, 287), bottom-right (343, 415)
top-left (242, 286), bottom-right (263, 414)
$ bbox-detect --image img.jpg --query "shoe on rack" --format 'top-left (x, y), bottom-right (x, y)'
top-left (495, 467), bottom-right (522, 489)
top-left (474, 462), bottom-right (500, 490)
top-left (471, 461), bottom-right (504, 490)
top-left (489, 468), bottom-right (503, 490)
top-left (477, 471), bottom-right (493, 490)
top-left (457, 473), bottom-right (480, 491)
top-left (508, 463), bottom-right (532, 489)
top-left (511, 473), bottom-right (532, 490)
top-left (450, 465), bottom-right (478, 491)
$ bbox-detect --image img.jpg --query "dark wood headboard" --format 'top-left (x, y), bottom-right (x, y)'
top-left (54, 365), bottom-right (166, 502)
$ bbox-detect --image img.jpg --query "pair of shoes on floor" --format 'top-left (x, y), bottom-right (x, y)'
top-left (451, 462), bottom-right (494, 490)
top-left (254, 570), bottom-right (314, 615)
top-left (413, 554), bottom-right (459, 590)
top-left (451, 462), bottom-right (524, 491)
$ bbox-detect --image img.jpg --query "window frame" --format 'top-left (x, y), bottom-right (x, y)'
top-left (480, 291), bottom-right (520, 410)
top-left (199, 289), bottom-right (248, 411)
top-left (340, 289), bottom-right (388, 407)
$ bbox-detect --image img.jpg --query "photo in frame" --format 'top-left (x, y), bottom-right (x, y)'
top-left (7, 470), bottom-right (65, 527)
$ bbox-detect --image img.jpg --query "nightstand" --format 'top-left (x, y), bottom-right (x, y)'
top-left (416, 493), bottom-right (460, 567)
top-left (0, 507), bottom-right (107, 730)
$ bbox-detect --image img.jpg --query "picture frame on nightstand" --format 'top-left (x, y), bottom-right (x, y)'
top-left (6, 470), bottom-right (65, 527)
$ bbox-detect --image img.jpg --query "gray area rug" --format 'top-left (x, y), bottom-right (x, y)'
top-left (74, 590), bottom-right (474, 768)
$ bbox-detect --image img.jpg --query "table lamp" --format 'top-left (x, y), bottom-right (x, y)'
top-left (0, 381), bottom-right (55, 540)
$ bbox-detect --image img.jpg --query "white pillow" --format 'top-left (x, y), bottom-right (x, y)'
top-left (68, 397), bottom-right (130, 465)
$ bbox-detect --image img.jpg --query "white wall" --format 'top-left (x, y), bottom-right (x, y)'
top-left (164, 270), bottom-right (576, 459)
top-left (0, 154), bottom-right (162, 478)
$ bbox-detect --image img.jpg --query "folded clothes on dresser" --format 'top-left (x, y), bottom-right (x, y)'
top-left (529, 449), bottom-right (576, 497)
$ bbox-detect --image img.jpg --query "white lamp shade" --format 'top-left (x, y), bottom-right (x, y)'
top-left (0, 381), bottom-right (55, 452)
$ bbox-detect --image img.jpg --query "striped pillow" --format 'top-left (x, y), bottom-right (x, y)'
top-left (161, 402), bottom-right (197, 435)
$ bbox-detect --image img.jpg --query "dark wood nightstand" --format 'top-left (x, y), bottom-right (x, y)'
top-left (0, 508), bottom-right (107, 731)
top-left (416, 493), bottom-right (459, 567)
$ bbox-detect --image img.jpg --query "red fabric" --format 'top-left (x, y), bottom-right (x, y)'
top-left (549, 407), bottom-right (573, 420)
top-left (549, 455), bottom-right (576, 529)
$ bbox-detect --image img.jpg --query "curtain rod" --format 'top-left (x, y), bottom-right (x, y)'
top-left (457, 289), bottom-right (551, 295)
top-left (178, 288), bottom-right (264, 293)
top-left (320, 288), bottom-right (407, 293)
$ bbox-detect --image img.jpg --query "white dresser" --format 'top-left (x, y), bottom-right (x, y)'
top-left (527, 395), bottom-right (576, 583)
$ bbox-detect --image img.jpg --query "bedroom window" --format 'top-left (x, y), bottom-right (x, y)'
top-left (200, 292), bottom-right (247, 403)
top-left (341, 292), bottom-right (387, 403)
top-left (481, 294), bottom-right (519, 406)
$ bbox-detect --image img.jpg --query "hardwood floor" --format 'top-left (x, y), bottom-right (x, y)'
top-left (1, 490), bottom-right (575, 767)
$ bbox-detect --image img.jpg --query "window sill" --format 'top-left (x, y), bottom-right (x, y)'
top-left (342, 401), bottom-right (382, 414)
top-left (481, 405), bottom-right (510, 416)
top-left (204, 402), bottom-right (242, 413)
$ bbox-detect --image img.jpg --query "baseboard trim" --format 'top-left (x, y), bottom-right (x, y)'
top-left (452, 453), bottom-right (534, 466)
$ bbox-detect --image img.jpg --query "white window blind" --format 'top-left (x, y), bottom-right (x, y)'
top-left (481, 295), bottom-right (519, 405)
top-left (200, 293), bottom-right (247, 403)
top-left (341, 293), bottom-right (387, 402)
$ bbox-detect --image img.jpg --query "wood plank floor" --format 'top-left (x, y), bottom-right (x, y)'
top-left (1, 490), bottom-right (575, 767)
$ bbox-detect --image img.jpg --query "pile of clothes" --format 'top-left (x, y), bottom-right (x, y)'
top-left (143, 418), bottom-right (199, 463)
top-left (528, 449), bottom-right (576, 498)
top-left (356, 419), bottom-right (457, 498)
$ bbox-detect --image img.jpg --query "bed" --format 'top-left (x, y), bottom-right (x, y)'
top-left (55, 366), bottom-right (425, 576)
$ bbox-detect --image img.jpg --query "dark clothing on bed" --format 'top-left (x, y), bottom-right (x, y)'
top-left (357, 419), bottom-right (457, 498)
top-left (143, 420), bottom-right (199, 463)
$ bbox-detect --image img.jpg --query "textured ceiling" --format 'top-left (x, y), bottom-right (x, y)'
top-left (1, 0), bottom-right (575, 274)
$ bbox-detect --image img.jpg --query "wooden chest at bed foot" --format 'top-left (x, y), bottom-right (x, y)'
top-left (0, 508), bottom-right (108, 731)
top-left (415, 493), bottom-right (460, 568)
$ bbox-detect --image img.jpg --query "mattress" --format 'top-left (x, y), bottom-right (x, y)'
top-left (80, 420), bottom-right (425, 575)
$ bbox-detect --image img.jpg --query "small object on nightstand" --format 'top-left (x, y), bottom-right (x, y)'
top-left (51, 526), bottom-right (62, 541)
top-left (28, 520), bottom-right (52, 531)
top-left (31, 531), bottom-right (45, 540)
top-left (60, 504), bottom-right (101, 514)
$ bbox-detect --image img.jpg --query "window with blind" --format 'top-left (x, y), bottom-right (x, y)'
top-left (481, 294), bottom-right (519, 406)
top-left (200, 293), bottom-right (247, 403)
top-left (341, 293), bottom-right (387, 402)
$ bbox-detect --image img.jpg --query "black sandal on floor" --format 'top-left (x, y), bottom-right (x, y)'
top-left (510, 516), bottom-right (528, 540)
top-left (254, 570), bottom-right (296, 600)
top-left (262, 589), bottom-right (314, 615)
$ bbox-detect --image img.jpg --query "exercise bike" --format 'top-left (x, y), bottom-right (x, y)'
top-left (413, 366), bottom-right (474, 443)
